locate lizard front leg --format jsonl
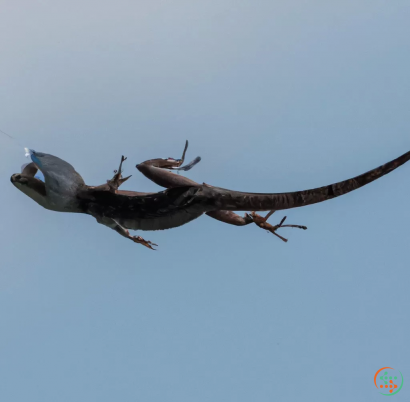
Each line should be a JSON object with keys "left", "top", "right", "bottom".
{"left": 107, "top": 155, "right": 132, "bottom": 192}
{"left": 94, "top": 215, "right": 157, "bottom": 250}
{"left": 88, "top": 155, "right": 132, "bottom": 193}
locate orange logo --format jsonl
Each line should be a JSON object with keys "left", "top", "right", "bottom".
{"left": 374, "top": 367, "right": 403, "bottom": 395}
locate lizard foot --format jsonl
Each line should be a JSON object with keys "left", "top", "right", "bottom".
{"left": 140, "top": 140, "right": 201, "bottom": 171}
{"left": 107, "top": 155, "right": 132, "bottom": 192}
{"left": 131, "top": 235, "right": 158, "bottom": 250}
{"left": 246, "top": 210, "right": 307, "bottom": 242}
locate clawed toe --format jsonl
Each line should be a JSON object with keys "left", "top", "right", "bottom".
{"left": 132, "top": 235, "right": 158, "bottom": 250}
{"left": 148, "top": 140, "right": 201, "bottom": 171}
{"left": 248, "top": 210, "right": 307, "bottom": 242}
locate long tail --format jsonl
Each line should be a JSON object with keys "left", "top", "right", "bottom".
{"left": 200, "top": 150, "right": 410, "bottom": 211}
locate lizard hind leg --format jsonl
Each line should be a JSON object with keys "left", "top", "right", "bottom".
{"left": 136, "top": 140, "right": 202, "bottom": 188}
{"left": 247, "top": 210, "right": 307, "bottom": 242}
{"left": 165, "top": 140, "right": 201, "bottom": 171}
{"left": 138, "top": 140, "right": 201, "bottom": 171}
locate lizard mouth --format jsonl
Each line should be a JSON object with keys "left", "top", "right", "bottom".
{"left": 11, "top": 171, "right": 45, "bottom": 186}
{"left": 10, "top": 174, "right": 27, "bottom": 184}
{"left": 10, "top": 173, "right": 47, "bottom": 197}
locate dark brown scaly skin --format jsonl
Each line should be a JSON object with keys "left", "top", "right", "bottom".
{"left": 195, "top": 150, "right": 410, "bottom": 212}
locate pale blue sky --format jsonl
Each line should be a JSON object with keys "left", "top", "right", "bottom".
{"left": 1, "top": 1, "right": 410, "bottom": 401}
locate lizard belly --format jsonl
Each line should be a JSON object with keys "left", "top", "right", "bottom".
{"left": 118, "top": 209, "right": 203, "bottom": 231}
